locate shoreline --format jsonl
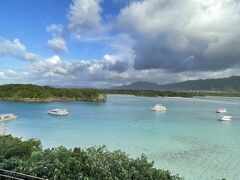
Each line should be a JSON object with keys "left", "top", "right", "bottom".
{"left": 1, "top": 94, "right": 239, "bottom": 103}
{"left": 108, "top": 94, "right": 193, "bottom": 99}
{"left": 108, "top": 93, "right": 240, "bottom": 98}
{"left": 0, "top": 94, "right": 107, "bottom": 103}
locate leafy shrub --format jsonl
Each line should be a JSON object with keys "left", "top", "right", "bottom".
{"left": 0, "top": 135, "right": 181, "bottom": 180}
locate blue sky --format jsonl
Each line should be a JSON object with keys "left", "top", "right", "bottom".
{"left": 0, "top": 0, "right": 240, "bottom": 87}
{"left": 0, "top": 0, "right": 113, "bottom": 60}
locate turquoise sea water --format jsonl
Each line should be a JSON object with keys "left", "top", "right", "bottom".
{"left": 1, "top": 95, "right": 240, "bottom": 179}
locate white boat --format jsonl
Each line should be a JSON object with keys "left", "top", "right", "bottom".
{"left": 0, "top": 114, "right": 17, "bottom": 121}
{"left": 152, "top": 104, "right": 167, "bottom": 112}
{"left": 216, "top": 108, "right": 227, "bottom": 113}
{"left": 218, "top": 115, "right": 232, "bottom": 121}
{"left": 48, "top": 109, "right": 68, "bottom": 116}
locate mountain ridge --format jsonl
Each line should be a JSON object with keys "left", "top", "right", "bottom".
{"left": 112, "top": 76, "right": 240, "bottom": 91}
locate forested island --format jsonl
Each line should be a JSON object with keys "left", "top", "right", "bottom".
{"left": 0, "top": 135, "right": 181, "bottom": 180}
{"left": 0, "top": 84, "right": 106, "bottom": 102}
{"left": 104, "top": 89, "right": 240, "bottom": 98}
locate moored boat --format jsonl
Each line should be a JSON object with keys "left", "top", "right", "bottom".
{"left": 0, "top": 114, "right": 17, "bottom": 121}
{"left": 48, "top": 109, "right": 69, "bottom": 116}
{"left": 216, "top": 108, "right": 227, "bottom": 113}
{"left": 218, "top": 115, "right": 232, "bottom": 121}
{"left": 152, "top": 104, "right": 167, "bottom": 112}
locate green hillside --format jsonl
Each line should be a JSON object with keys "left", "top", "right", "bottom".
{"left": 160, "top": 76, "right": 240, "bottom": 91}
{"left": 0, "top": 84, "right": 106, "bottom": 102}
{"left": 113, "top": 76, "right": 240, "bottom": 92}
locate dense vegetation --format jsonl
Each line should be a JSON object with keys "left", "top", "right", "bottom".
{"left": 104, "top": 89, "right": 240, "bottom": 98}
{"left": 105, "top": 89, "right": 193, "bottom": 97}
{"left": 0, "top": 135, "right": 181, "bottom": 180}
{"left": 0, "top": 84, "right": 106, "bottom": 102}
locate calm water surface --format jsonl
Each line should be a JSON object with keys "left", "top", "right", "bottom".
{"left": 1, "top": 95, "right": 240, "bottom": 179}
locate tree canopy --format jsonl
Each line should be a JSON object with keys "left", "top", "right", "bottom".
{"left": 0, "top": 135, "right": 181, "bottom": 180}
{"left": 0, "top": 84, "right": 106, "bottom": 102}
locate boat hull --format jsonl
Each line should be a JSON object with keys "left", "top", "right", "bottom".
{"left": 152, "top": 108, "right": 166, "bottom": 112}
{"left": 218, "top": 116, "right": 232, "bottom": 121}
{"left": 48, "top": 112, "right": 68, "bottom": 116}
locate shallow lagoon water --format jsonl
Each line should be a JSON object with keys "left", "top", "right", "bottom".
{"left": 1, "top": 95, "right": 240, "bottom": 179}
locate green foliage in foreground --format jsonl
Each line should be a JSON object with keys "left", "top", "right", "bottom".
{"left": 0, "top": 84, "right": 105, "bottom": 102}
{"left": 0, "top": 135, "right": 182, "bottom": 180}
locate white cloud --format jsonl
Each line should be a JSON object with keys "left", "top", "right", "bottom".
{"left": 28, "top": 54, "right": 132, "bottom": 85}
{"left": 0, "top": 69, "right": 29, "bottom": 81}
{"left": 117, "top": 0, "right": 240, "bottom": 72}
{"left": 118, "top": 0, "right": 240, "bottom": 37}
{"left": 23, "top": 52, "right": 38, "bottom": 61}
{"left": 46, "top": 24, "right": 64, "bottom": 36}
{"left": 27, "top": 55, "right": 240, "bottom": 87}
{"left": 3, "top": 50, "right": 235, "bottom": 87}
{"left": 67, "top": 0, "right": 102, "bottom": 36}
{"left": 31, "top": 55, "right": 70, "bottom": 79}
{"left": 5, "top": 69, "right": 17, "bottom": 77}
{"left": 0, "top": 37, "right": 38, "bottom": 61}
{"left": 46, "top": 24, "right": 67, "bottom": 53}
{"left": 48, "top": 37, "right": 68, "bottom": 52}
{"left": 46, "top": 55, "right": 61, "bottom": 65}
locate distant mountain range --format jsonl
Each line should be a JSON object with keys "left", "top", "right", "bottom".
{"left": 111, "top": 76, "right": 240, "bottom": 91}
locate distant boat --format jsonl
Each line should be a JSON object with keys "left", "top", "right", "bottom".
{"left": 48, "top": 109, "right": 69, "bottom": 116}
{"left": 216, "top": 108, "right": 227, "bottom": 113}
{"left": 152, "top": 104, "right": 167, "bottom": 112}
{"left": 0, "top": 114, "right": 17, "bottom": 121}
{"left": 218, "top": 115, "right": 232, "bottom": 121}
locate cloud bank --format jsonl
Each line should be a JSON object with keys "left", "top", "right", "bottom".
{"left": 117, "top": 0, "right": 240, "bottom": 72}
